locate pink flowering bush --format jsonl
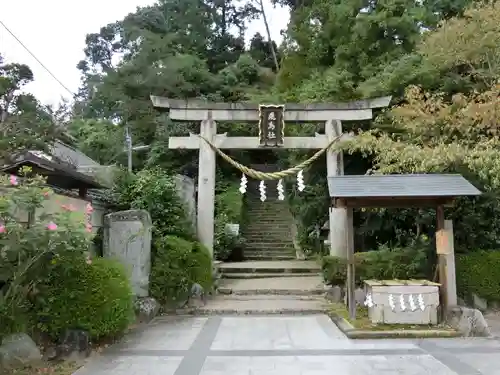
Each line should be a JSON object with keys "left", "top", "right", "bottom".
{"left": 0, "top": 168, "right": 95, "bottom": 336}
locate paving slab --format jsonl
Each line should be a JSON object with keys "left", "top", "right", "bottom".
{"left": 73, "top": 315, "right": 500, "bottom": 375}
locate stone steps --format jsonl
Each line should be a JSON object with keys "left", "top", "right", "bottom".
{"left": 243, "top": 229, "right": 292, "bottom": 234}
{"left": 244, "top": 243, "right": 295, "bottom": 250}
{"left": 193, "top": 277, "right": 328, "bottom": 315}
{"left": 194, "top": 297, "right": 326, "bottom": 315}
{"left": 243, "top": 229, "right": 293, "bottom": 235}
{"left": 244, "top": 249, "right": 296, "bottom": 255}
{"left": 222, "top": 272, "right": 321, "bottom": 279}
{"left": 222, "top": 267, "right": 319, "bottom": 274}
{"left": 244, "top": 218, "right": 291, "bottom": 222}
{"left": 245, "top": 213, "right": 290, "bottom": 218}
{"left": 244, "top": 225, "right": 292, "bottom": 231}
{"left": 219, "top": 261, "right": 321, "bottom": 279}
{"left": 244, "top": 254, "right": 296, "bottom": 261}
{"left": 240, "top": 175, "right": 298, "bottom": 265}
{"left": 242, "top": 238, "right": 293, "bottom": 245}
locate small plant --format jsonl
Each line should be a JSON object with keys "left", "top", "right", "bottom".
{"left": 322, "top": 241, "right": 432, "bottom": 286}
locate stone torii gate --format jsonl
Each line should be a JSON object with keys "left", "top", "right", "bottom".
{"left": 151, "top": 96, "right": 391, "bottom": 257}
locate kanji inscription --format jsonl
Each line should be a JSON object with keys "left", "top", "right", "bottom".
{"left": 258, "top": 105, "right": 285, "bottom": 146}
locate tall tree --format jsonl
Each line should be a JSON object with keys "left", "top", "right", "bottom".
{"left": 0, "top": 55, "right": 58, "bottom": 160}
{"left": 71, "top": 0, "right": 275, "bottom": 171}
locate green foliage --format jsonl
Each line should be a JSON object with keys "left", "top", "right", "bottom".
{"left": 322, "top": 242, "right": 432, "bottom": 286}
{"left": 67, "top": 119, "right": 123, "bottom": 165}
{"left": 112, "top": 167, "right": 194, "bottom": 239}
{"left": 150, "top": 235, "right": 212, "bottom": 304}
{"left": 0, "top": 170, "right": 95, "bottom": 338}
{"left": 456, "top": 251, "right": 500, "bottom": 302}
{"left": 286, "top": 160, "right": 329, "bottom": 255}
{"left": 214, "top": 182, "right": 245, "bottom": 261}
{"left": 0, "top": 55, "right": 59, "bottom": 160}
{"left": 33, "top": 255, "right": 134, "bottom": 340}
{"left": 278, "top": 0, "right": 446, "bottom": 101}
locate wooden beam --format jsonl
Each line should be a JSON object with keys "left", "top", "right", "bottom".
{"left": 332, "top": 197, "right": 455, "bottom": 208}
{"left": 169, "top": 133, "right": 353, "bottom": 150}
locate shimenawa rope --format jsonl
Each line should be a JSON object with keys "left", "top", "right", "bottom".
{"left": 198, "top": 134, "right": 343, "bottom": 181}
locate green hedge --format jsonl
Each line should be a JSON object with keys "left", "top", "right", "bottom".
{"left": 456, "top": 251, "right": 500, "bottom": 302}
{"left": 150, "top": 235, "right": 213, "bottom": 304}
{"left": 33, "top": 256, "right": 134, "bottom": 340}
{"left": 214, "top": 183, "right": 245, "bottom": 261}
{"left": 322, "top": 246, "right": 431, "bottom": 286}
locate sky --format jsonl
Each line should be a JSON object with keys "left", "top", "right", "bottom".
{"left": 0, "top": 0, "right": 289, "bottom": 107}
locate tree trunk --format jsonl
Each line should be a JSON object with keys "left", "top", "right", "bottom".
{"left": 256, "top": 0, "right": 279, "bottom": 72}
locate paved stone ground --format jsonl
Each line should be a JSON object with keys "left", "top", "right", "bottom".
{"left": 74, "top": 315, "right": 500, "bottom": 375}
{"left": 484, "top": 311, "right": 500, "bottom": 338}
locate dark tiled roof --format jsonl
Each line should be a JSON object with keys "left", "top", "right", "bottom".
{"left": 328, "top": 174, "right": 481, "bottom": 198}
{"left": 0, "top": 152, "right": 103, "bottom": 189}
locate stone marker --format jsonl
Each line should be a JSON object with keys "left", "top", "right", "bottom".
{"left": 447, "top": 306, "right": 491, "bottom": 337}
{"left": 0, "top": 333, "right": 41, "bottom": 369}
{"left": 325, "top": 285, "right": 342, "bottom": 303}
{"left": 135, "top": 297, "right": 161, "bottom": 323}
{"left": 104, "top": 210, "right": 152, "bottom": 297}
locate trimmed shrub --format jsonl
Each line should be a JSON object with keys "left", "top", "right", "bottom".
{"left": 322, "top": 245, "right": 431, "bottom": 286}
{"left": 456, "top": 250, "right": 500, "bottom": 302}
{"left": 214, "top": 183, "right": 245, "bottom": 261}
{"left": 150, "top": 235, "right": 213, "bottom": 304}
{"left": 33, "top": 255, "right": 134, "bottom": 340}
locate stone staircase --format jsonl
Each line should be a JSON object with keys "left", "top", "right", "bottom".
{"left": 217, "top": 164, "right": 322, "bottom": 284}
{"left": 242, "top": 173, "right": 296, "bottom": 261}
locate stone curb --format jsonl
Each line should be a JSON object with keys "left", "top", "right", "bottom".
{"left": 328, "top": 313, "right": 462, "bottom": 339}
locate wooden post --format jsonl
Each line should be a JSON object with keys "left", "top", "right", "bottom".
{"left": 346, "top": 207, "right": 356, "bottom": 320}
{"left": 444, "top": 220, "right": 458, "bottom": 307}
{"left": 436, "top": 205, "right": 448, "bottom": 317}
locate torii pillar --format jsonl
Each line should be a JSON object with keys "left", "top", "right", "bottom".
{"left": 151, "top": 96, "right": 391, "bottom": 257}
